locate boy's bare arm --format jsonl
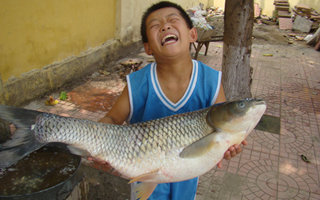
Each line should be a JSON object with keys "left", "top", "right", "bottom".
{"left": 215, "top": 84, "right": 226, "bottom": 104}
{"left": 99, "top": 86, "right": 130, "bottom": 125}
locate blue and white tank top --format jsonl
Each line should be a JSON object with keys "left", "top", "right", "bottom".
{"left": 126, "top": 60, "right": 221, "bottom": 123}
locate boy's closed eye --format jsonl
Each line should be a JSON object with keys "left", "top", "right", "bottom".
{"left": 168, "top": 17, "right": 180, "bottom": 23}
{"left": 149, "top": 23, "right": 160, "bottom": 30}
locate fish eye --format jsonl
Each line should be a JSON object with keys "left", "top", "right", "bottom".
{"left": 237, "top": 102, "right": 246, "bottom": 109}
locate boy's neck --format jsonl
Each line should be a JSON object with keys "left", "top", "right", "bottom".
{"left": 155, "top": 57, "right": 193, "bottom": 79}
{"left": 154, "top": 57, "right": 194, "bottom": 103}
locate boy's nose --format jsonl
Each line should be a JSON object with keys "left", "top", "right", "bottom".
{"left": 161, "top": 24, "right": 171, "bottom": 32}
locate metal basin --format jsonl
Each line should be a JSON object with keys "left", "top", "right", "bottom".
{"left": 0, "top": 144, "right": 81, "bottom": 200}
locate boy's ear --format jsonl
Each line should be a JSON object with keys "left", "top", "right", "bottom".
{"left": 144, "top": 43, "right": 153, "bottom": 55}
{"left": 189, "top": 27, "right": 198, "bottom": 43}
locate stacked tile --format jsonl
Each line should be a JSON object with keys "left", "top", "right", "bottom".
{"left": 274, "top": 0, "right": 292, "bottom": 30}
{"left": 293, "top": 4, "right": 320, "bottom": 19}
{"left": 292, "top": 4, "right": 320, "bottom": 30}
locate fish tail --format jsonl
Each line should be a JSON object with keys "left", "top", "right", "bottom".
{"left": 0, "top": 105, "right": 46, "bottom": 168}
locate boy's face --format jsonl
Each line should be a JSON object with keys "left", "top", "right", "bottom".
{"left": 144, "top": 7, "right": 197, "bottom": 59}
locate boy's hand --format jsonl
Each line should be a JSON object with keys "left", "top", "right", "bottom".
{"left": 217, "top": 140, "right": 248, "bottom": 168}
{"left": 87, "top": 157, "right": 121, "bottom": 176}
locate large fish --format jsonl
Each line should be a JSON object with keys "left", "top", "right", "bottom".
{"left": 0, "top": 98, "right": 266, "bottom": 199}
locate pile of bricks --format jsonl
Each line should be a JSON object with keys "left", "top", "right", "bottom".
{"left": 293, "top": 4, "right": 320, "bottom": 30}
{"left": 274, "top": 0, "right": 292, "bottom": 30}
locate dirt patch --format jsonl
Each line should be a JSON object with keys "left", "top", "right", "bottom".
{"left": 68, "top": 77, "right": 125, "bottom": 113}
{"left": 253, "top": 24, "right": 290, "bottom": 45}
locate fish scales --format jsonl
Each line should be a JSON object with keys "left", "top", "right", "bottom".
{"left": 32, "top": 108, "right": 211, "bottom": 178}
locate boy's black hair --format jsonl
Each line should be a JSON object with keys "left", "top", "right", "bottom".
{"left": 140, "top": 1, "right": 193, "bottom": 43}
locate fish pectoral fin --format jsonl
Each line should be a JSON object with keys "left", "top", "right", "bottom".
{"left": 67, "top": 145, "right": 91, "bottom": 157}
{"left": 179, "top": 132, "right": 216, "bottom": 158}
{"left": 134, "top": 182, "right": 158, "bottom": 200}
{"left": 129, "top": 169, "right": 160, "bottom": 183}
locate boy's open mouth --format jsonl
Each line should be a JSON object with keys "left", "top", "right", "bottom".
{"left": 161, "top": 34, "right": 178, "bottom": 46}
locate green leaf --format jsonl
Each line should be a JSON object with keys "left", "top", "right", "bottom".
{"left": 59, "top": 91, "right": 68, "bottom": 100}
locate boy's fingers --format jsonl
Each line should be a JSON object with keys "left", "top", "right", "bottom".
{"left": 230, "top": 149, "right": 237, "bottom": 157}
{"left": 228, "top": 146, "right": 235, "bottom": 152}
{"left": 225, "top": 144, "right": 244, "bottom": 158}
{"left": 217, "top": 161, "right": 222, "bottom": 168}
{"left": 9, "top": 124, "right": 16, "bottom": 135}
{"left": 232, "top": 144, "right": 243, "bottom": 155}
{"left": 224, "top": 151, "right": 231, "bottom": 160}
{"left": 234, "top": 144, "right": 242, "bottom": 153}
{"left": 219, "top": 141, "right": 248, "bottom": 168}
{"left": 88, "top": 156, "right": 107, "bottom": 164}
{"left": 87, "top": 158, "right": 121, "bottom": 176}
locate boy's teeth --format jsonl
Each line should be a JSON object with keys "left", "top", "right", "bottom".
{"left": 161, "top": 34, "right": 178, "bottom": 45}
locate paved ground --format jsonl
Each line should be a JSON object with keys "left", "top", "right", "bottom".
{"left": 196, "top": 41, "right": 320, "bottom": 200}
{"left": 23, "top": 24, "right": 320, "bottom": 199}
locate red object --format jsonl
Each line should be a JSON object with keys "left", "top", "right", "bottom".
{"left": 315, "top": 39, "right": 320, "bottom": 51}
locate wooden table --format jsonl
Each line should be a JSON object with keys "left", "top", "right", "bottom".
{"left": 191, "top": 36, "right": 223, "bottom": 60}
{"left": 191, "top": 41, "right": 211, "bottom": 60}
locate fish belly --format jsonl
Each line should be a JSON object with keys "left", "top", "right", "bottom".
{"left": 120, "top": 138, "right": 230, "bottom": 184}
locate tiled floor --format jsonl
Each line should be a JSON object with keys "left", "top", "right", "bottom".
{"left": 23, "top": 25, "right": 320, "bottom": 199}
{"left": 196, "top": 41, "right": 320, "bottom": 199}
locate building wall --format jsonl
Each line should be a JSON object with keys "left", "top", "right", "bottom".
{"left": 213, "top": 0, "right": 320, "bottom": 17}
{"left": 0, "top": 0, "right": 116, "bottom": 82}
{"left": 1, "top": 0, "right": 210, "bottom": 83}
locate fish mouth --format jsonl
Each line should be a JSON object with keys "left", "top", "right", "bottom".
{"left": 161, "top": 34, "right": 178, "bottom": 46}
{"left": 253, "top": 98, "right": 266, "bottom": 106}
{"left": 244, "top": 98, "right": 266, "bottom": 106}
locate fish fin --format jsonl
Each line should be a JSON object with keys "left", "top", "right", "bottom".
{"left": 67, "top": 145, "right": 91, "bottom": 157}
{"left": 134, "top": 182, "right": 158, "bottom": 200}
{"left": 179, "top": 132, "right": 216, "bottom": 158}
{"left": 0, "top": 105, "right": 46, "bottom": 168}
{"left": 129, "top": 169, "right": 160, "bottom": 183}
